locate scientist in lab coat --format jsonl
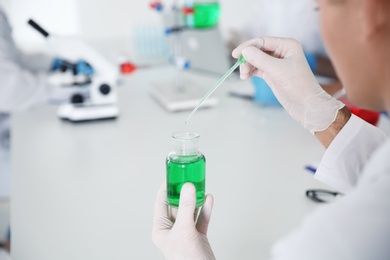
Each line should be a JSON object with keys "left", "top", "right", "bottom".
{"left": 152, "top": 0, "right": 390, "bottom": 259}
{"left": 0, "top": 4, "right": 80, "bottom": 198}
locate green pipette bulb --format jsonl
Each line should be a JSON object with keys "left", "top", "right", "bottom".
{"left": 185, "top": 55, "right": 246, "bottom": 124}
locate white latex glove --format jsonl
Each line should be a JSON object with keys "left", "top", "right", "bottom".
{"left": 152, "top": 183, "right": 216, "bottom": 260}
{"left": 232, "top": 37, "right": 345, "bottom": 134}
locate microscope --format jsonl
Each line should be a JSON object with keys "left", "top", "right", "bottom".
{"left": 28, "top": 19, "right": 119, "bottom": 122}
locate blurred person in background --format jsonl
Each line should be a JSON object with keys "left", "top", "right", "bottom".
{"left": 0, "top": 1, "right": 90, "bottom": 256}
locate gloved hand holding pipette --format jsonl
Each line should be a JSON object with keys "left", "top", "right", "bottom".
{"left": 232, "top": 37, "right": 345, "bottom": 134}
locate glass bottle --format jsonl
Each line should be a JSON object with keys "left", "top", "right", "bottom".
{"left": 184, "top": 0, "right": 221, "bottom": 29}
{"left": 166, "top": 132, "right": 206, "bottom": 208}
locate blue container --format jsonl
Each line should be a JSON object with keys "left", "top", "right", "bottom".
{"left": 252, "top": 76, "right": 280, "bottom": 106}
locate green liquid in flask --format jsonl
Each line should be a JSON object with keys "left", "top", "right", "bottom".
{"left": 185, "top": 3, "right": 221, "bottom": 28}
{"left": 166, "top": 154, "right": 206, "bottom": 208}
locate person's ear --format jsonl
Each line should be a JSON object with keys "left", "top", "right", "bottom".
{"left": 362, "top": 0, "right": 389, "bottom": 39}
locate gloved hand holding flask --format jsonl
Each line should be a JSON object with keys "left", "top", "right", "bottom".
{"left": 153, "top": 131, "right": 216, "bottom": 259}
{"left": 152, "top": 183, "right": 215, "bottom": 260}
{"left": 232, "top": 37, "right": 345, "bottom": 134}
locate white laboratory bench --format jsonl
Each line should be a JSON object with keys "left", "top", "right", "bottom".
{"left": 11, "top": 66, "right": 331, "bottom": 260}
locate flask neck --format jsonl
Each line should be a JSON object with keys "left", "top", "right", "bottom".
{"left": 172, "top": 132, "right": 200, "bottom": 156}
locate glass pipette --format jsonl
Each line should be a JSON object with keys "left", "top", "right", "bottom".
{"left": 185, "top": 55, "right": 246, "bottom": 124}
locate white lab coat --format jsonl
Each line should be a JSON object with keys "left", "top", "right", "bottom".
{"left": 0, "top": 5, "right": 53, "bottom": 199}
{"left": 271, "top": 114, "right": 390, "bottom": 259}
{"left": 245, "top": 0, "right": 327, "bottom": 57}
{"left": 0, "top": 6, "right": 55, "bottom": 112}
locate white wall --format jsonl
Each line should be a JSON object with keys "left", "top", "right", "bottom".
{"left": 219, "top": 0, "right": 261, "bottom": 36}
{"left": 78, "top": 0, "right": 162, "bottom": 42}
{"left": 7, "top": 0, "right": 81, "bottom": 52}
{"left": 7, "top": 0, "right": 260, "bottom": 53}
{"left": 76, "top": 0, "right": 260, "bottom": 41}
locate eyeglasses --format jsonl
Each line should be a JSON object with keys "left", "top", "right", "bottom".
{"left": 306, "top": 189, "right": 343, "bottom": 203}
